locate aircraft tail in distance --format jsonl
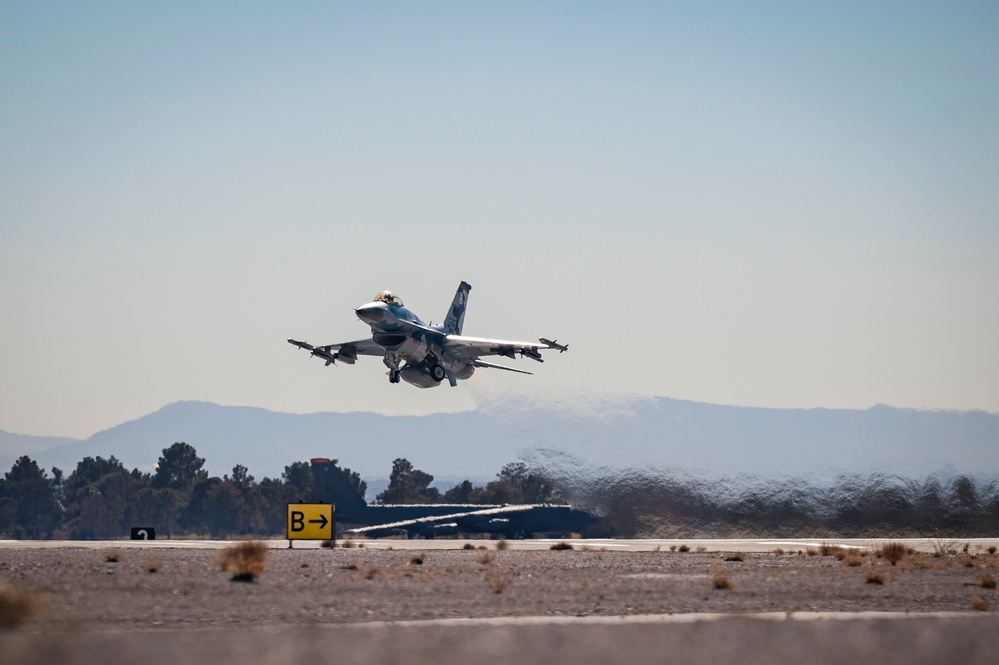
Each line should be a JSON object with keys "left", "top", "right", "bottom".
{"left": 310, "top": 459, "right": 368, "bottom": 515}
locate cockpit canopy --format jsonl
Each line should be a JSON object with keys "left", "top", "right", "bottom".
{"left": 374, "top": 290, "right": 403, "bottom": 307}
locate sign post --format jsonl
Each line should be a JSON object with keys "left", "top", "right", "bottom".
{"left": 286, "top": 503, "right": 334, "bottom": 546}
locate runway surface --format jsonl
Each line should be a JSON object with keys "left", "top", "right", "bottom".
{"left": 3, "top": 536, "right": 998, "bottom": 552}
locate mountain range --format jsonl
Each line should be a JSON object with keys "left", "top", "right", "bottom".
{"left": 2, "top": 396, "right": 997, "bottom": 488}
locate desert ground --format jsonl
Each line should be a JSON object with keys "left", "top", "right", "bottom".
{"left": 1, "top": 539, "right": 997, "bottom": 664}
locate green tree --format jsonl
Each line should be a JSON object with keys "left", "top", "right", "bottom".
{"left": 134, "top": 487, "right": 181, "bottom": 537}
{"left": 282, "top": 461, "right": 315, "bottom": 502}
{"left": 152, "top": 442, "right": 207, "bottom": 494}
{"left": 0, "top": 456, "right": 63, "bottom": 538}
{"left": 442, "top": 480, "right": 475, "bottom": 503}
{"left": 376, "top": 458, "right": 439, "bottom": 504}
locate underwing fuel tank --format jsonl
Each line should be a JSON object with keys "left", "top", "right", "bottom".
{"left": 398, "top": 366, "right": 440, "bottom": 388}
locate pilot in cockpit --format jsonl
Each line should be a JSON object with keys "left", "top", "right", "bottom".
{"left": 374, "top": 291, "right": 403, "bottom": 307}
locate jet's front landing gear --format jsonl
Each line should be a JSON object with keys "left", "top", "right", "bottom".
{"left": 389, "top": 370, "right": 401, "bottom": 384}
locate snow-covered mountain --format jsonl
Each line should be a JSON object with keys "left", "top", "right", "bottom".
{"left": 4, "top": 396, "right": 997, "bottom": 485}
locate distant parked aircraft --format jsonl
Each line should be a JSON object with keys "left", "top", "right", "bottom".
{"left": 310, "top": 459, "right": 604, "bottom": 539}
{"left": 288, "top": 281, "right": 567, "bottom": 388}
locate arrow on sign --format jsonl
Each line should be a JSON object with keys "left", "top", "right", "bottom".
{"left": 309, "top": 514, "right": 329, "bottom": 529}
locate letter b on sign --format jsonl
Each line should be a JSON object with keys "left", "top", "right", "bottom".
{"left": 290, "top": 511, "right": 305, "bottom": 532}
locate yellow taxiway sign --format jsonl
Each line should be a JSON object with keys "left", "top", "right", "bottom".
{"left": 286, "top": 503, "right": 334, "bottom": 540}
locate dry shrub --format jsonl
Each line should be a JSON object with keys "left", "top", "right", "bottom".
{"left": 340, "top": 562, "right": 359, "bottom": 571}
{"left": 710, "top": 566, "right": 733, "bottom": 590}
{"left": 300, "top": 558, "right": 310, "bottom": 568}
{"left": 145, "top": 558, "right": 162, "bottom": 573}
{"left": 340, "top": 539, "right": 356, "bottom": 549}
{"left": 476, "top": 551, "right": 495, "bottom": 565}
{"left": 677, "top": 544, "right": 690, "bottom": 553}
{"left": 980, "top": 574, "right": 996, "bottom": 589}
{"left": 695, "top": 545, "right": 707, "bottom": 553}
{"left": 772, "top": 548, "right": 785, "bottom": 555}
{"left": 723, "top": 552, "right": 744, "bottom": 562}
{"left": 219, "top": 541, "right": 268, "bottom": 582}
{"left": 495, "top": 539, "right": 509, "bottom": 550}
{"left": 652, "top": 545, "right": 661, "bottom": 552}
{"left": 879, "top": 541, "right": 907, "bottom": 566}
{"left": 0, "top": 583, "right": 42, "bottom": 627}
{"left": 833, "top": 549, "right": 849, "bottom": 561}
{"left": 550, "top": 541, "right": 574, "bottom": 551}
{"left": 462, "top": 543, "right": 476, "bottom": 550}
{"left": 971, "top": 596, "right": 988, "bottom": 611}
{"left": 865, "top": 567, "right": 886, "bottom": 585}
{"left": 842, "top": 554, "right": 864, "bottom": 567}
{"left": 806, "top": 548, "right": 820, "bottom": 557}
{"left": 820, "top": 543, "right": 844, "bottom": 557}
{"left": 320, "top": 539, "right": 335, "bottom": 548}
{"left": 103, "top": 549, "right": 122, "bottom": 563}
{"left": 988, "top": 546, "right": 997, "bottom": 556}
{"left": 410, "top": 553, "right": 425, "bottom": 565}
{"left": 363, "top": 567, "right": 379, "bottom": 580}
{"left": 485, "top": 570, "right": 510, "bottom": 593}
{"left": 669, "top": 545, "right": 678, "bottom": 552}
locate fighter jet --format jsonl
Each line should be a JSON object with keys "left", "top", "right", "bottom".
{"left": 288, "top": 281, "right": 567, "bottom": 388}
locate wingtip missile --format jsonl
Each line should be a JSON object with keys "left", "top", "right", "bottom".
{"left": 540, "top": 338, "right": 568, "bottom": 353}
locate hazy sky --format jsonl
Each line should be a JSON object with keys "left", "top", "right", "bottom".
{"left": 2, "top": 1, "right": 997, "bottom": 438}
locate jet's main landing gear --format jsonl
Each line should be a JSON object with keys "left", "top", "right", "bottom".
{"left": 428, "top": 363, "right": 446, "bottom": 383}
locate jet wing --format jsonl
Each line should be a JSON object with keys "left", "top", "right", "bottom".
{"left": 444, "top": 335, "right": 552, "bottom": 363}
{"left": 287, "top": 338, "right": 383, "bottom": 366}
{"left": 345, "top": 504, "right": 537, "bottom": 537}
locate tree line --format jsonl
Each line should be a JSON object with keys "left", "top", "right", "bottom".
{"left": 5, "top": 443, "right": 999, "bottom": 539}
{"left": 0, "top": 443, "right": 333, "bottom": 539}
{"left": 0, "top": 444, "right": 556, "bottom": 539}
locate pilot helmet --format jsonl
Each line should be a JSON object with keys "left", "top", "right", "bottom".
{"left": 374, "top": 290, "right": 403, "bottom": 307}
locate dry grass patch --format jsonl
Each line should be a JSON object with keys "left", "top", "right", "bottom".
{"left": 409, "top": 553, "right": 425, "bottom": 565}
{"left": 723, "top": 552, "right": 744, "bottom": 562}
{"left": 865, "top": 566, "right": 886, "bottom": 585}
{"left": 495, "top": 539, "right": 509, "bottom": 550}
{"left": 0, "top": 583, "right": 43, "bottom": 628}
{"left": 145, "top": 558, "right": 162, "bottom": 573}
{"left": 677, "top": 544, "right": 690, "bottom": 553}
{"left": 340, "top": 562, "right": 360, "bottom": 571}
{"left": 710, "top": 565, "right": 733, "bottom": 590}
{"left": 362, "top": 567, "right": 380, "bottom": 580}
{"left": 971, "top": 596, "right": 988, "bottom": 611}
{"left": 485, "top": 569, "right": 510, "bottom": 593}
{"left": 550, "top": 541, "right": 574, "bottom": 551}
{"left": 878, "top": 541, "right": 908, "bottom": 566}
{"left": 103, "top": 549, "right": 123, "bottom": 563}
{"left": 842, "top": 554, "right": 864, "bottom": 567}
{"left": 219, "top": 541, "right": 268, "bottom": 582}
{"left": 475, "top": 551, "right": 495, "bottom": 565}
{"left": 462, "top": 543, "right": 476, "bottom": 550}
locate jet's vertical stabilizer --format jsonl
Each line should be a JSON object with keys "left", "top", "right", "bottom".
{"left": 442, "top": 281, "right": 471, "bottom": 335}
{"left": 311, "top": 459, "right": 368, "bottom": 517}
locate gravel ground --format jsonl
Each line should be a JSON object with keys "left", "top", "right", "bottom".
{"left": 1, "top": 545, "right": 997, "bottom": 627}
{"left": 2, "top": 545, "right": 997, "bottom": 664}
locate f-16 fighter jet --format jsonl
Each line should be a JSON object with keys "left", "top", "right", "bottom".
{"left": 288, "top": 281, "right": 567, "bottom": 388}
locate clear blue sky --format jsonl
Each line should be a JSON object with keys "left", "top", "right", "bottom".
{"left": 2, "top": 1, "right": 997, "bottom": 438}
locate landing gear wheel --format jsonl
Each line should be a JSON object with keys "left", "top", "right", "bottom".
{"left": 428, "top": 364, "right": 446, "bottom": 382}
{"left": 389, "top": 370, "right": 400, "bottom": 384}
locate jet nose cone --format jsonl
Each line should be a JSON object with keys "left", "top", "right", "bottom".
{"left": 355, "top": 302, "right": 386, "bottom": 324}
